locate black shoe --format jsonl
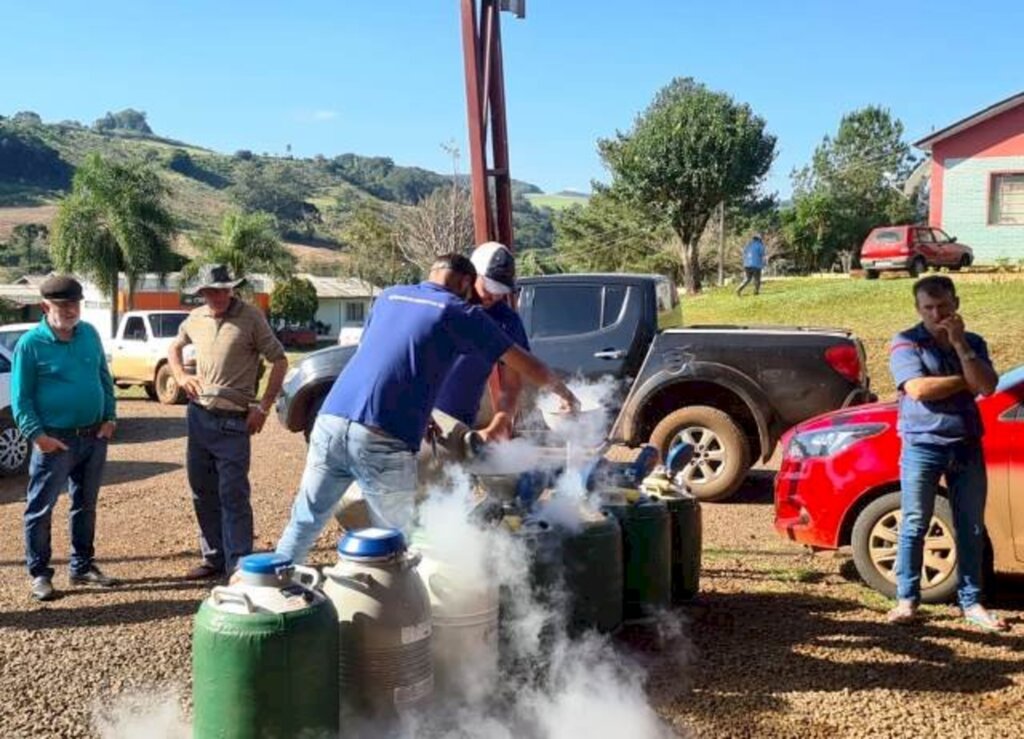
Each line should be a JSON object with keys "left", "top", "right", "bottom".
{"left": 184, "top": 563, "right": 225, "bottom": 580}
{"left": 31, "top": 576, "right": 55, "bottom": 601}
{"left": 69, "top": 565, "right": 120, "bottom": 588}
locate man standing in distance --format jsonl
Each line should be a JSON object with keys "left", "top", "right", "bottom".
{"left": 13, "top": 275, "right": 119, "bottom": 601}
{"left": 169, "top": 264, "right": 288, "bottom": 579}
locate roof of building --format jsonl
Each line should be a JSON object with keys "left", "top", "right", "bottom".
{"left": 293, "top": 274, "right": 381, "bottom": 299}
{"left": 915, "top": 91, "right": 1024, "bottom": 151}
{"left": 0, "top": 284, "right": 44, "bottom": 306}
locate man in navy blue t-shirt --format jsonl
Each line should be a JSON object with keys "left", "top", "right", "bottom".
{"left": 276, "top": 253, "right": 578, "bottom": 563}
{"left": 888, "top": 275, "right": 1004, "bottom": 632}
{"left": 434, "top": 241, "right": 528, "bottom": 441}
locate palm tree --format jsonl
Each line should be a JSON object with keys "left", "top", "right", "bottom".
{"left": 52, "top": 153, "right": 177, "bottom": 336}
{"left": 181, "top": 210, "right": 296, "bottom": 286}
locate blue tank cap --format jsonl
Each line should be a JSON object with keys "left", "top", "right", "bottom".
{"left": 240, "top": 552, "right": 293, "bottom": 575}
{"left": 338, "top": 528, "right": 406, "bottom": 558}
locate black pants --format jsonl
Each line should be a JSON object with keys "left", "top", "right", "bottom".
{"left": 737, "top": 267, "right": 762, "bottom": 295}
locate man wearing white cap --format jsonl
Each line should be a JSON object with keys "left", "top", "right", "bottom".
{"left": 434, "top": 241, "right": 527, "bottom": 441}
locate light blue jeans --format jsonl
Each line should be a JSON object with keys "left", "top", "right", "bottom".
{"left": 276, "top": 414, "right": 417, "bottom": 564}
{"left": 897, "top": 440, "right": 987, "bottom": 608}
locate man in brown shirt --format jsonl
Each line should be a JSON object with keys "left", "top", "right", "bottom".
{"left": 168, "top": 264, "right": 288, "bottom": 578}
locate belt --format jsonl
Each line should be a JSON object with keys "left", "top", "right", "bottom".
{"left": 192, "top": 402, "right": 248, "bottom": 419}
{"left": 47, "top": 423, "right": 103, "bottom": 438}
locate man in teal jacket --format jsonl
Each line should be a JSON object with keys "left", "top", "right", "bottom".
{"left": 13, "top": 275, "right": 119, "bottom": 601}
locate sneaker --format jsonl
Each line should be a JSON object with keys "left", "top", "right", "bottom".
{"left": 31, "top": 576, "right": 55, "bottom": 601}
{"left": 69, "top": 565, "right": 120, "bottom": 588}
{"left": 184, "top": 563, "right": 225, "bottom": 580}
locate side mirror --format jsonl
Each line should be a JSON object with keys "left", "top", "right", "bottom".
{"left": 950, "top": 236, "right": 958, "bottom": 242}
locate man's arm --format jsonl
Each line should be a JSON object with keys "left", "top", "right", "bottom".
{"left": 902, "top": 375, "right": 968, "bottom": 401}
{"left": 499, "top": 345, "right": 579, "bottom": 410}
{"left": 12, "top": 344, "right": 67, "bottom": 453}
{"left": 939, "top": 316, "right": 998, "bottom": 397}
{"left": 248, "top": 312, "right": 289, "bottom": 433}
{"left": 96, "top": 328, "right": 118, "bottom": 439}
{"left": 168, "top": 334, "right": 203, "bottom": 399}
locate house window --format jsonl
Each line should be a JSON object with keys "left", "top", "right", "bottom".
{"left": 345, "top": 301, "right": 366, "bottom": 323}
{"left": 990, "top": 173, "right": 1024, "bottom": 225}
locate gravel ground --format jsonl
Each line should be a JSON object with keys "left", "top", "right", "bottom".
{"left": 1, "top": 399, "right": 1022, "bottom": 738}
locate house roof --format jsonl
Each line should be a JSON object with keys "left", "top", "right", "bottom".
{"left": 915, "top": 91, "right": 1024, "bottom": 151}
{"left": 295, "top": 274, "right": 381, "bottom": 299}
{"left": 0, "top": 284, "right": 43, "bottom": 306}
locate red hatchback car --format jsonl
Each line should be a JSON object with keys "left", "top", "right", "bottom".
{"left": 774, "top": 366, "right": 1024, "bottom": 602}
{"left": 860, "top": 225, "right": 974, "bottom": 280}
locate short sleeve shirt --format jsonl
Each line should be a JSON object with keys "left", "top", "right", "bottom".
{"left": 889, "top": 322, "right": 991, "bottom": 443}
{"left": 434, "top": 301, "right": 530, "bottom": 425}
{"left": 321, "top": 282, "right": 513, "bottom": 450}
{"left": 178, "top": 298, "right": 285, "bottom": 411}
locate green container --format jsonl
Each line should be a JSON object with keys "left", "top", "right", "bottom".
{"left": 662, "top": 493, "right": 702, "bottom": 603}
{"left": 192, "top": 598, "right": 339, "bottom": 739}
{"left": 559, "top": 513, "right": 624, "bottom": 635}
{"left": 605, "top": 498, "right": 672, "bottom": 621}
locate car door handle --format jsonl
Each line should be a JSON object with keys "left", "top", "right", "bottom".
{"left": 594, "top": 349, "right": 627, "bottom": 360}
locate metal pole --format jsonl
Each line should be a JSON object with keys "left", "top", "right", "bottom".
{"left": 460, "top": 0, "right": 492, "bottom": 243}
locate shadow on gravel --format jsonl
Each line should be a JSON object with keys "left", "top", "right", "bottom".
{"left": 724, "top": 470, "right": 777, "bottom": 505}
{"left": 0, "top": 598, "right": 200, "bottom": 630}
{"left": 0, "top": 476, "right": 25, "bottom": 505}
{"left": 112, "top": 415, "right": 187, "bottom": 445}
{"left": 837, "top": 559, "right": 1024, "bottom": 610}
{"left": 667, "top": 591, "right": 1024, "bottom": 731}
{"left": 102, "top": 460, "right": 182, "bottom": 484}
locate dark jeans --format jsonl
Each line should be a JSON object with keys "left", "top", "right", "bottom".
{"left": 737, "top": 267, "right": 762, "bottom": 295}
{"left": 897, "top": 440, "right": 987, "bottom": 608}
{"left": 24, "top": 434, "right": 108, "bottom": 578}
{"left": 187, "top": 403, "right": 253, "bottom": 573}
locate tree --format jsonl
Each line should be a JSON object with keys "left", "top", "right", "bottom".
{"left": 52, "top": 153, "right": 177, "bottom": 335}
{"left": 270, "top": 277, "right": 318, "bottom": 324}
{"left": 182, "top": 210, "right": 296, "bottom": 284}
{"left": 341, "top": 202, "right": 417, "bottom": 287}
{"left": 93, "top": 108, "right": 153, "bottom": 134}
{"left": 230, "top": 160, "right": 312, "bottom": 228}
{"left": 599, "top": 77, "right": 776, "bottom": 293}
{"left": 397, "top": 185, "right": 475, "bottom": 272}
{"left": 12, "top": 111, "right": 42, "bottom": 126}
{"left": 9, "top": 223, "right": 51, "bottom": 272}
{"left": 785, "top": 106, "right": 918, "bottom": 271}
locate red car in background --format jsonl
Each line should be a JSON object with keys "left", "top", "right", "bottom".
{"left": 774, "top": 366, "right": 1024, "bottom": 603}
{"left": 860, "top": 225, "right": 974, "bottom": 280}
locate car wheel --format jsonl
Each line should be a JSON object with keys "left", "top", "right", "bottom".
{"left": 0, "top": 418, "right": 30, "bottom": 476}
{"left": 865, "top": 269, "right": 880, "bottom": 280}
{"left": 850, "top": 491, "right": 958, "bottom": 604}
{"left": 303, "top": 392, "right": 327, "bottom": 444}
{"left": 143, "top": 383, "right": 158, "bottom": 401}
{"left": 950, "top": 254, "right": 971, "bottom": 272}
{"left": 155, "top": 363, "right": 186, "bottom": 405}
{"left": 649, "top": 405, "right": 750, "bottom": 502}
{"left": 908, "top": 257, "right": 927, "bottom": 278}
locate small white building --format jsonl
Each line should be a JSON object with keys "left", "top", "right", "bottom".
{"left": 268, "top": 274, "right": 380, "bottom": 342}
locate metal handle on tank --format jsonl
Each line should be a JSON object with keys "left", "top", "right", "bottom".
{"left": 293, "top": 565, "right": 322, "bottom": 589}
{"left": 210, "top": 587, "right": 255, "bottom": 613}
{"left": 403, "top": 551, "right": 422, "bottom": 570}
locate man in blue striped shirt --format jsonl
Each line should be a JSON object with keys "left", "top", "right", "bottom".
{"left": 12, "top": 275, "right": 119, "bottom": 601}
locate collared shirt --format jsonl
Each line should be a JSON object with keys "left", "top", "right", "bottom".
{"left": 434, "top": 300, "right": 529, "bottom": 426}
{"left": 889, "top": 322, "right": 991, "bottom": 444}
{"left": 177, "top": 298, "right": 285, "bottom": 412}
{"left": 743, "top": 239, "right": 765, "bottom": 269}
{"left": 12, "top": 317, "right": 115, "bottom": 440}
{"left": 322, "top": 281, "right": 514, "bottom": 451}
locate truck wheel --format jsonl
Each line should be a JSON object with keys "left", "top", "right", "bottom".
{"left": 0, "top": 419, "right": 30, "bottom": 476}
{"left": 850, "top": 491, "right": 958, "bottom": 604}
{"left": 908, "top": 257, "right": 926, "bottom": 278}
{"left": 143, "top": 383, "right": 158, "bottom": 401}
{"left": 304, "top": 392, "right": 327, "bottom": 443}
{"left": 648, "top": 406, "right": 750, "bottom": 502}
{"left": 155, "top": 363, "right": 186, "bottom": 405}
{"left": 865, "top": 269, "right": 879, "bottom": 280}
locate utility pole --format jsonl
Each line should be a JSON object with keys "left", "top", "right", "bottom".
{"left": 717, "top": 201, "right": 726, "bottom": 287}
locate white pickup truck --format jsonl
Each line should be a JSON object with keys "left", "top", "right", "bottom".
{"left": 0, "top": 344, "right": 30, "bottom": 475}
{"left": 104, "top": 310, "right": 194, "bottom": 404}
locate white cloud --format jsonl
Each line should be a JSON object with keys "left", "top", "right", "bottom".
{"left": 311, "top": 110, "right": 338, "bottom": 121}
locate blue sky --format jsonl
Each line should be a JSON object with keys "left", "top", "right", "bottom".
{"left": 2, "top": 1, "right": 1022, "bottom": 198}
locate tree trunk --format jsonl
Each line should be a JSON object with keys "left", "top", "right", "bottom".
{"left": 108, "top": 265, "right": 120, "bottom": 339}
{"left": 680, "top": 239, "right": 702, "bottom": 294}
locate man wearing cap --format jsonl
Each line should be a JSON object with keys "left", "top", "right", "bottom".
{"left": 168, "top": 264, "right": 288, "bottom": 579}
{"left": 275, "top": 253, "right": 579, "bottom": 564}
{"left": 12, "top": 275, "right": 119, "bottom": 601}
{"left": 434, "top": 241, "right": 528, "bottom": 441}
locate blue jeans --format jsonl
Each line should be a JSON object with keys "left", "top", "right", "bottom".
{"left": 24, "top": 434, "right": 108, "bottom": 579}
{"left": 187, "top": 403, "right": 253, "bottom": 573}
{"left": 897, "top": 440, "right": 987, "bottom": 608}
{"left": 276, "top": 414, "right": 416, "bottom": 564}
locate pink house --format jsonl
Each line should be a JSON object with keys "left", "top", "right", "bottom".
{"left": 915, "top": 91, "right": 1024, "bottom": 263}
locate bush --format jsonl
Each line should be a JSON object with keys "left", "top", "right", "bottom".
{"left": 270, "top": 277, "right": 319, "bottom": 324}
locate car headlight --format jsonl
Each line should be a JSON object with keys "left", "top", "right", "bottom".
{"left": 788, "top": 423, "right": 887, "bottom": 460}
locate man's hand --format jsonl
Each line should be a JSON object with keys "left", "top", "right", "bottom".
{"left": 97, "top": 421, "right": 117, "bottom": 440}
{"left": 479, "top": 411, "right": 513, "bottom": 443}
{"left": 35, "top": 435, "right": 69, "bottom": 454}
{"left": 177, "top": 373, "right": 204, "bottom": 401}
{"left": 938, "top": 313, "right": 967, "bottom": 346}
{"left": 246, "top": 406, "right": 268, "bottom": 435}
{"left": 554, "top": 383, "right": 581, "bottom": 414}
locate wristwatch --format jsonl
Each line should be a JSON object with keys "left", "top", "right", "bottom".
{"left": 249, "top": 403, "right": 268, "bottom": 416}
{"left": 960, "top": 349, "right": 978, "bottom": 362}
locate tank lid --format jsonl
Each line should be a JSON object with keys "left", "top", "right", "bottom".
{"left": 239, "top": 552, "right": 293, "bottom": 575}
{"left": 338, "top": 527, "right": 406, "bottom": 558}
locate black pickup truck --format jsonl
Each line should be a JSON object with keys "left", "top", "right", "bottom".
{"left": 276, "top": 273, "right": 873, "bottom": 502}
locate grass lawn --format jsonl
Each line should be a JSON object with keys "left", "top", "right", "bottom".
{"left": 524, "top": 192, "right": 589, "bottom": 211}
{"left": 674, "top": 273, "right": 1024, "bottom": 399}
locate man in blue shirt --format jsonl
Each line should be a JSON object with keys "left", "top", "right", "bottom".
{"left": 737, "top": 233, "right": 765, "bottom": 296}
{"left": 276, "top": 253, "right": 579, "bottom": 563}
{"left": 888, "top": 276, "right": 1004, "bottom": 631}
{"left": 12, "top": 275, "right": 119, "bottom": 601}
{"left": 434, "top": 241, "right": 528, "bottom": 441}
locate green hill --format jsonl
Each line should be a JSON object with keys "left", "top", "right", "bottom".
{"left": 525, "top": 191, "right": 590, "bottom": 211}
